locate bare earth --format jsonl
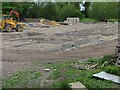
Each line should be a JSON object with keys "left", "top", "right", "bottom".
{"left": 1, "top": 22, "right": 118, "bottom": 76}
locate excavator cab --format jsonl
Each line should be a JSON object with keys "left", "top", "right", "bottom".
{"left": 0, "top": 8, "right": 23, "bottom": 32}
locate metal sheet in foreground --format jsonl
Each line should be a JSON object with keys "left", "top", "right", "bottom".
{"left": 93, "top": 71, "right": 120, "bottom": 84}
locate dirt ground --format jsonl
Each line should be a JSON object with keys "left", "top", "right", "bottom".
{"left": 1, "top": 22, "right": 118, "bottom": 76}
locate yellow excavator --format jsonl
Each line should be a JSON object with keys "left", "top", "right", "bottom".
{"left": 0, "top": 10, "right": 23, "bottom": 32}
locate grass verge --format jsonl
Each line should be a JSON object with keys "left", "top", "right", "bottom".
{"left": 2, "top": 70, "right": 42, "bottom": 88}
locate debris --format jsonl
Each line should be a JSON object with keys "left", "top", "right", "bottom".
{"left": 45, "top": 69, "right": 50, "bottom": 72}
{"left": 101, "top": 61, "right": 108, "bottom": 68}
{"left": 91, "top": 64, "right": 98, "bottom": 69}
{"left": 40, "top": 23, "right": 50, "bottom": 28}
{"left": 93, "top": 71, "right": 120, "bottom": 84}
{"left": 71, "top": 62, "right": 98, "bottom": 70}
{"left": 69, "top": 82, "right": 87, "bottom": 89}
{"left": 28, "top": 23, "right": 34, "bottom": 27}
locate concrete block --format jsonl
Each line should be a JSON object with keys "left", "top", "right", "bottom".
{"left": 67, "top": 18, "right": 80, "bottom": 25}
{"left": 93, "top": 71, "right": 120, "bottom": 84}
{"left": 69, "top": 82, "right": 87, "bottom": 90}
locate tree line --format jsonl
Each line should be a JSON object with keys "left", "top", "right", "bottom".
{"left": 2, "top": 2, "right": 119, "bottom": 21}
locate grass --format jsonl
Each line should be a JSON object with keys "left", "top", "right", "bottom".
{"left": 49, "top": 69, "right": 61, "bottom": 79}
{"left": 49, "top": 80, "right": 72, "bottom": 90}
{"left": 80, "top": 18, "right": 98, "bottom": 23}
{"left": 80, "top": 18, "right": 118, "bottom": 23}
{"left": 1, "top": 55, "right": 120, "bottom": 89}
{"left": 46, "top": 55, "right": 120, "bottom": 89}
{"left": 105, "top": 65, "right": 120, "bottom": 76}
{"left": 2, "top": 70, "right": 42, "bottom": 88}
{"left": 107, "top": 19, "right": 118, "bottom": 23}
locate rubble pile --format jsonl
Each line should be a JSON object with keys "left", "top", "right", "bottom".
{"left": 70, "top": 62, "right": 98, "bottom": 70}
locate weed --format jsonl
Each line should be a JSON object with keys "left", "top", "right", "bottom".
{"left": 105, "top": 65, "right": 120, "bottom": 76}
{"left": 49, "top": 70, "right": 61, "bottom": 79}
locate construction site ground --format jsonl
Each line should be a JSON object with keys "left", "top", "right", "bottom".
{"left": 1, "top": 22, "right": 118, "bottom": 76}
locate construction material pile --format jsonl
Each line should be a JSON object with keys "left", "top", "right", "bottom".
{"left": 40, "top": 19, "right": 60, "bottom": 27}
{"left": 24, "top": 18, "right": 60, "bottom": 28}
{"left": 66, "top": 17, "right": 80, "bottom": 25}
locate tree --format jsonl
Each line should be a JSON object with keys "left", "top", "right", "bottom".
{"left": 88, "top": 2, "right": 118, "bottom": 21}
{"left": 59, "top": 4, "right": 85, "bottom": 21}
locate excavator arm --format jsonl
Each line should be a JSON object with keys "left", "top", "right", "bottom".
{"left": 10, "top": 10, "right": 20, "bottom": 21}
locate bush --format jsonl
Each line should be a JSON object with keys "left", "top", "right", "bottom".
{"left": 59, "top": 4, "right": 85, "bottom": 21}
{"left": 88, "top": 2, "right": 118, "bottom": 21}
{"left": 105, "top": 65, "right": 120, "bottom": 76}
{"left": 41, "top": 3, "right": 58, "bottom": 20}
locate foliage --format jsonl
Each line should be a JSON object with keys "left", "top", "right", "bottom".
{"left": 84, "top": 2, "right": 91, "bottom": 18}
{"left": 105, "top": 65, "right": 120, "bottom": 76}
{"left": 49, "top": 80, "right": 72, "bottom": 90}
{"left": 1, "top": 55, "right": 119, "bottom": 88}
{"left": 97, "top": 55, "right": 113, "bottom": 65}
{"left": 49, "top": 69, "right": 61, "bottom": 79}
{"left": 86, "top": 55, "right": 113, "bottom": 67}
{"left": 47, "top": 55, "right": 119, "bottom": 89}
{"left": 59, "top": 4, "right": 85, "bottom": 21}
{"left": 2, "top": 2, "right": 119, "bottom": 22}
{"left": 41, "top": 3, "right": 58, "bottom": 20}
{"left": 88, "top": 2, "right": 118, "bottom": 21}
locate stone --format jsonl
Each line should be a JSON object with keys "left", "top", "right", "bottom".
{"left": 45, "top": 69, "right": 50, "bottom": 72}
{"left": 69, "top": 82, "right": 87, "bottom": 90}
